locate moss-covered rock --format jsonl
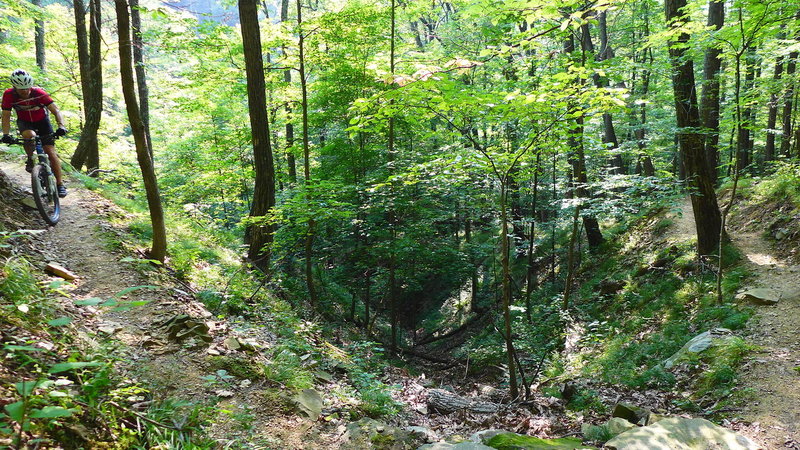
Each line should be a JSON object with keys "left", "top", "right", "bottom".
{"left": 485, "top": 432, "right": 595, "bottom": 449}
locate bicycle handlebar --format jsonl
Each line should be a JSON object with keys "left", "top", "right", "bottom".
{"left": 10, "top": 134, "right": 60, "bottom": 145}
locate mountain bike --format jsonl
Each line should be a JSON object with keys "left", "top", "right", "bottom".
{"left": 14, "top": 134, "right": 61, "bottom": 225}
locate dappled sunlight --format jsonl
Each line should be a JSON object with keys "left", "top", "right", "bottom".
{"left": 744, "top": 251, "right": 783, "bottom": 267}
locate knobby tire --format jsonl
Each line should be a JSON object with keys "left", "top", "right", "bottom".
{"left": 31, "top": 164, "right": 60, "bottom": 225}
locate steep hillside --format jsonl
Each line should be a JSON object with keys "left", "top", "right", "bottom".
{"left": 3, "top": 151, "right": 799, "bottom": 449}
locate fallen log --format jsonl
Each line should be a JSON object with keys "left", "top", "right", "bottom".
{"left": 426, "top": 389, "right": 499, "bottom": 414}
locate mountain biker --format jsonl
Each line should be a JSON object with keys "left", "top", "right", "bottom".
{"left": 1, "top": 69, "right": 68, "bottom": 198}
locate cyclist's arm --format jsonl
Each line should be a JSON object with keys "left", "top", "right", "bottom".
{"left": 1, "top": 110, "right": 10, "bottom": 135}
{"left": 47, "top": 103, "right": 65, "bottom": 129}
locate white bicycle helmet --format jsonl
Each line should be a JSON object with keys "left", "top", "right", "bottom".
{"left": 9, "top": 69, "right": 33, "bottom": 89}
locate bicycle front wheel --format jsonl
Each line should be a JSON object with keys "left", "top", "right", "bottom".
{"left": 31, "top": 164, "right": 60, "bottom": 225}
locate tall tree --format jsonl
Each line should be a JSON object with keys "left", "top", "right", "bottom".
{"left": 130, "top": 0, "right": 153, "bottom": 155}
{"left": 281, "top": 0, "right": 297, "bottom": 183}
{"left": 569, "top": 16, "right": 604, "bottom": 249}
{"left": 699, "top": 0, "right": 724, "bottom": 184}
{"left": 239, "top": 0, "right": 276, "bottom": 270}
{"left": 736, "top": 46, "right": 757, "bottom": 172}
{"left": 765, "top": 52, "right": 784, "bottom": 162}
{"left": 665, "top": 0, "right": 723, "bottom": 255}
{"left": 115, "top": 0, "right": 167, "bottom": 262}
{"left": 33, "top": 0, "right": 45, "bottom": 70}
{"left": 71, "top": 0, "right": 102, "bottom": 173}
{"left": 297, "top": 0, "right": 318, "bottom": 306}
{"left": 388, "top": 0, "right": 399, "bottom": 355}
{"left": 780, "top": 11, "right": 800, "bottom": 157}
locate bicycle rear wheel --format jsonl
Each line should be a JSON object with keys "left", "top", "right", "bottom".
{"left": 31, "top": 164, "right": 60, "bottom": 225}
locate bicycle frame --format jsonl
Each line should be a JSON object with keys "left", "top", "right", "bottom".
{"left": 13, "top": 134, "right": 61, "bottom": 225}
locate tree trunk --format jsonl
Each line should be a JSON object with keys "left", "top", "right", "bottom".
{"left": 524, "top": 153, "right": 540, "bottom": 323}
{"left": 780, "top": 11, "right": 800, "bottom": 157}
{"left": 388, "top": 0, "right": 400, "bottom": 355}
{"left": 33, "top": 0, "right": 45, "bottom": 71}
{"left": 297, "top": 0, "right": 317, "bottom": 307}
{"left": 699, "top": 0, "right": 724, "bottom": 184}
{"left": 115, "top": 0, "right": 167, "bottom": 262}
{"left": 765, "top": 54, "right": 784, "bottom": 162}
{"left": 569, "top": 28, "right": 604, "bottom": 249}
{"left": 239, "top": 0, "right": 276, "bottom": 270}
{"left": 71, "top": 0, "right": 102, "bottom": 173}
{"left": 665, "top": 0, "right": 723, "bottom": 256}
{"left": 582, "top": 16, "right": 624, "bottom": 175}
{"left": 736, "top": 46, "right": 757, "bottom": 173}
{"left": 500, "top": 185, "right": 519, "bottom": 398}
{"left": 130, "top": 0, "right": 153, "bottom": 157}
{"left": 281, "top": 0, "right": 297, "bottom": 183}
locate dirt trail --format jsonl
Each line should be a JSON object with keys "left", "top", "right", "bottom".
{"left": 0, "top": 160, "right": 211, "bottom": 389}
{"left": 734, "top": 227, "right": 800, "bottom": 449}
{"left": 672, "top": 197, "right": 800, "bottom": 448}
{"left": 0, "top": 159, "right": 344, "bottom": 447}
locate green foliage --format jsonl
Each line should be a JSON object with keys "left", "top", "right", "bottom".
{"left": 696, "top": 337, "right": 757, "bottom": 397}
{"left": 581, "top": 424, "right": 615, "bottom": 444}
{"left": 755, "top": 162, "right": 800, "bottom": 205}
{"left": 566, "top": 220, "right": 753, "bottom": 392}
{"left": 0, "top": 256, "right": 46, "bottom": 322}
{"left": 128, "top": 220, "right": 154, "bottom": 241}
{"left": 566, "top": 388, "right": 607, "bottom": 414}
{"left": 345, "top": 341, "right": 402, "bottom": 419}
{"left": 261, "top": 346, "right": 314, "bottom": 391}
{"left": 207, "top": 356, "right": 263, "bottom": 381}
{"left": 134, "top": 399, "right": 215, "bottom": 449}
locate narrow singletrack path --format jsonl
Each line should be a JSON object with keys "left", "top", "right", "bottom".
{"left": 1, "top": 159, "right": 342, "bottom": 447}
{"left": 671, "top": 197, "right": 800, "bottom": 449}
{"left": 734, "top": 227, "right": 800, "bottom": 449}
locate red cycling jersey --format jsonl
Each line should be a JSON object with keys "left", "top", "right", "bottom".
{"left": 2, "top": 87, "right": 54, "bottom": 123}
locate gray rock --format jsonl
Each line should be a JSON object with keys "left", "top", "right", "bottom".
{"left": 664, "top": 328, "right": 734, "bottom": 369}
{"left": 611, "top": 403, "right": 650, "bottom": 425}
{"left": 604, "top": 417, "right": 760, "bottom": 450}
{"left": 343, "top": 418, "right": 423, "bottom": 449}
{"left": 223, "top": 336, "right": 242, "bottom": 351}
{"left": 294, "top": 388, "right": 323, "bottom": 421}
{"left": 736, "top": 288, "right": 780, "bottom": 306}
{"left": 406, "top": 426, "right": 439, "bottom": 443}
{"left": 469, "top": 429, "right": 508, "bottom": 443}
{"left": 606, "top": 417, "right": 637, "bottom": 436}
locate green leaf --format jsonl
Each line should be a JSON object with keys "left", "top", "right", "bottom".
{"left": 112, "top": 300, "right": 152, "bottom": 311}
{"left": 30, "top": 406, "right": 73, "bottom": 419}
{"left": 48, "top": 362, "right": 102, "bottom": 374}
{"left": 48, "top": 317, "right": 72, "bottom": 327}
{"left": 15, "top": 380, "right": 39, "bottom": 396}
{"left": 4, "top": 401, "right": 25, "bottom": 422}
{"left": 3, "top": 345, "right": 43, "bottom": 352}
{"left": 74, "top": 298, "right": 104, "bottom": 306}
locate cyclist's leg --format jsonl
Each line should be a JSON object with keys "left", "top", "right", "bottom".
{"left": 17, "top": 120, "right": 36, "bottom": 160}
{"left": 37, "top": 119, "right": 63, "bottom": 186}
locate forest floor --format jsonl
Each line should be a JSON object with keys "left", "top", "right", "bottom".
{"left": 3, "top": 153, "right": 799, "bottom": 449}
{"left": 671, "top": 197, "right": 800, "bottom": 449}
{"left": 0, "top": 160, "right": 346, "bottom": 448}
{"left": 727, "top": 203, "right": 800, "bottom": 450}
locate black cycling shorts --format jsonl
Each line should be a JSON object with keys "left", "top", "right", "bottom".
{"left": 17, "top": 117, "right": 55, "bottom": 145}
